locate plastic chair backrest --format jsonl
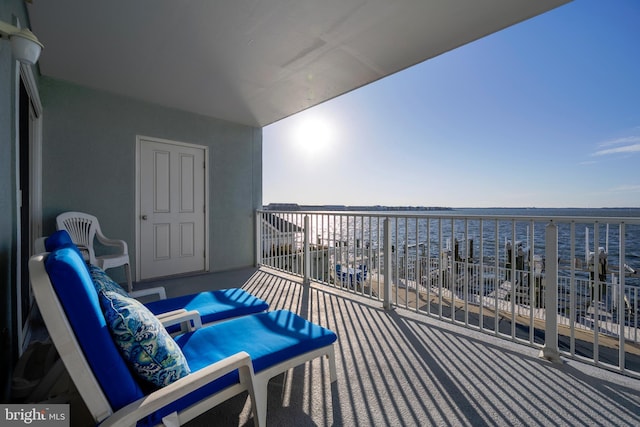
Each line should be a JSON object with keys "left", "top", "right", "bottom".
{"left": 56, "top": 212, "right": 100, "bottom": 264}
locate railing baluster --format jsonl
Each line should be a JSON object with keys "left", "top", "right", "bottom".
{"left": 570, "top": 221, "right": 576, "bottom": 357}
{"left": 450, "top": 217, "right": 455, "bottom": 324}
{"left": 529, "top": 220, "right": 535, "bottom": 344}
{"left": 403, "top": 218, "right": 408, "bottom": 308}
{"left": 384, "top": 218, "right": 392, "bottom": 310}
{"left": 494, "top": 218, "right": 499, "bottom": 336}
{"left": 438, "top": 218, "right": 444, "bottom": 320}
{"left": 303, "top": 215, "right": 310, "bottom": 285}
{"left": 619, "top": 222, "right": 626, "bottom": 373}
{"left": 541, "top": 221, "right": 560, "bottom": 362}
{"left": 479, "top": 219, "right": 484, "bottom": 331}
{"left": 416, "top": 218, "right": 419, "bottom": 307}
{"left": 255, "top": 211, "right": 260, "bottom": 267}
{"left": 394, "top": 218, "right": 399, "bottom": 306}
{"left": 426, "top": 217, "right": 432, "bottom": 317}
{"left": 464, "top": 218, "right": 469, "bottom": 326}
{"left": 594, "top": 222, "right": 600, "bottom": 365}
{"left": 510, "top": 220, "right": 516, "bottom": 340}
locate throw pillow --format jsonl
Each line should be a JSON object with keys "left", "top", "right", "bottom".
{"left": 89, "top": 264, "right": 129, "bottom": 297}
{"left": 99, "top": 290, "right": 190, "bottom": 387}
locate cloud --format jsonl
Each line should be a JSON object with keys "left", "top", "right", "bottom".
{"left": 598, "top": 136, "right": 640, "bottom": 147}
{"left": 593, "top": 143, "right": 640, "bottom": 156}
{"left": 591, "top": 136, "right": 640, "bottom": 156}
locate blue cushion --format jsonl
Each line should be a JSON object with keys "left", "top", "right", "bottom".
{"left": 145, "top": 288, "right": 269, "bottom": 332}
{"left": 44, "top": 247, "right": 144, "bottom": 411}
{"left": 99, "top": 290, "right": 191, "bottom": 387}
{"left": 45, "top": 230, "right": 88, "bottom": 273}
{"left": 44, "top": 230, "right": 74, "bottom": 252}
{"left": 89, "top": 264, "right": 129, "bottom": 297}
{"left": 143, "top": 310, "right": 336, "bottom": 424}
{"left": 88, "top": 264, "right": 268, "bottom": 334}
{"left": 175, "top": 310, "right": 337, "bottom": 373}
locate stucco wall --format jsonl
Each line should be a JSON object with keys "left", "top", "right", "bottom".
{"left": 40, "top": 77, "right": 262, "bottom": 280}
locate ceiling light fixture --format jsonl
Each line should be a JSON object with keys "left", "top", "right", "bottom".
{"left": 0, "top": 20, "right": 43, "bottom": 65}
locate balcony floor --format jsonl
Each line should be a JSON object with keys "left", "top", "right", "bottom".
{"left": 139, "top": 267, "right": 640, "bottom": 427}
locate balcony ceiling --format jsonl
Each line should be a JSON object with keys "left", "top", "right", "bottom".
{"left": 27, "top": 0, "right": 569, "bottom": 128}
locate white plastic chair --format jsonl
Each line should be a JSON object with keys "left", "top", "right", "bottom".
{"left": 56, "top": 211, "right": 133, "bottom": 292}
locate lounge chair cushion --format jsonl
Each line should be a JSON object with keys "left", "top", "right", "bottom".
{"left": 145, "top": 288, "right": 269, "bottom": 327}
{"left": 44, "top": 229, "right": 74, "bottom": 251}
{"left": 44, "top": 230, "right": 89, "bottom": 272}
{"left": 149, "top": 309, "right": 338, "bottom": 422}
{"left": 87, "top": 263, "right": 269, "bottom": 332}
{"left": 47, "top": 233, "right": 270, "bottom": 330}
{"left": 44, "top": 247, "right": 144, "bottom": 410}
{"left": 99, "top": 290, "right": 191, "bottom": 387}
{"left": 176, "top": 310, "right": 337, "bottom": 373}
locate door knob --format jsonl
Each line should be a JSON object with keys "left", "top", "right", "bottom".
{"left": 141, "top": 215, "right": 148, "bottom": 220}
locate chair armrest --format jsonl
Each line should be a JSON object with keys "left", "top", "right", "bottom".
{"left": 95, "top": 228, "right": 129, "bottom": 255}
{"left": 155, "top": 309, "right": 187, "bottom": 321}
{"left": 99, "top": 351, "right": 255, "bottom": 427}
{"left": 130, "top": 286, "right": 167, "bottom": 300}
{"left": 159, "top": 310, "right": 202, "bottom": 333}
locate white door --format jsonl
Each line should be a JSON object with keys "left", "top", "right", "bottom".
{"left": 138, "top": 137, "right": 207, "bottom": 280}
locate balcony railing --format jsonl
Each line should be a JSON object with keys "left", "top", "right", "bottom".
{"left": 256, "top": 209, "right": 640, "bottom": 378}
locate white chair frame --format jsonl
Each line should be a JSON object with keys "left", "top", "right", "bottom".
{"left": 29, "top": 253, "right": 337, "bottom": 426}
{"left": 56, "top": 211, "right": 133, "bottom": 292}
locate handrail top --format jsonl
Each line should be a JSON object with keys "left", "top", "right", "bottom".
{"left": 257, "top": 209, "right": 640, "bottom": 224}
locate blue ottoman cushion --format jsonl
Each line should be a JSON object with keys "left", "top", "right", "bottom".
{"left": 150, "top": 309, "right": 336, "bottom": 423}
{"left": 175, "top": 310, "right": 337, "bottom": 373}
{"left": 145, "top": 288, "right": 269, "bottom": 331}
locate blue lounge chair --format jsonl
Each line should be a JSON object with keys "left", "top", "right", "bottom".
{"left": 355, "top": 264, "right": 368, "bottom": 284}
{"left": 29, "top": 246, "right": 337, "bottom": 426}
{"left": 335, "top": 264, "right": 349, "bottom": 287}
{"left": 44, "top": 230, "right": 269, "bottom": 332}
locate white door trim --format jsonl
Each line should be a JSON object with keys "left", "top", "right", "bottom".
{"left": 16, "top": 58, "right": 43, "bottom": 355}
{"left": 135, "top": 135, "right": 209, "bottom": 281}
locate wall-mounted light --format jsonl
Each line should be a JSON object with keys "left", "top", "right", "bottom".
{"left": 0, "top": 20, "right": 43, "bottom": 65}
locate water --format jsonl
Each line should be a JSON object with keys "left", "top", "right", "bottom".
{"left": 444, "top": 208, "right": 640, "bottom": 265}
{"left": 454, "top": 207, "right": 640, "bottom": 218}
{"left": 299, "top": 207, "right": 640, "bottom": 288}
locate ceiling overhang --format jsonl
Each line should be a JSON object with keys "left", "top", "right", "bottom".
{"left": 27, "top": 0, "right": 571, "bottom": 128}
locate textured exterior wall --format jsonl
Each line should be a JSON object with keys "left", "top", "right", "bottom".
{"left": 40, "top": 77, "right": 262, "bottom": 278}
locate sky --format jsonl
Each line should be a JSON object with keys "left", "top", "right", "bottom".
{"left": 263, "top": 0, "right": 640, "bottom": 208}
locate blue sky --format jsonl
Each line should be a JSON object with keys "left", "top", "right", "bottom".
{"left": 263, "top": 0, "right": 640, "bottom": 208}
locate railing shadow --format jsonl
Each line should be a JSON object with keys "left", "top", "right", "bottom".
{"left": 237, "top": 268, "right": 640, "bottom": 426}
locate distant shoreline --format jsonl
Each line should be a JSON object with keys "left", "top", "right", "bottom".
{"left": 263, "top": 204, "right": 640, "bottom": 213}
{"left": 264, "top": 203, "right": 452, "bottom": 211}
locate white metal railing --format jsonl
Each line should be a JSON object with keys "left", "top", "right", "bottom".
{"left": 256, "top": 209, "right": 640, "bottom": 377}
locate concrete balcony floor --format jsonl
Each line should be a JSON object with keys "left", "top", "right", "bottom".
{"left": 139, "top": 267, "right": 640, "bottom": 427}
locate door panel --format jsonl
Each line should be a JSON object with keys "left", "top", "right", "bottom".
{"left": 139, "top": 138, "right": 206, "bottom": 279}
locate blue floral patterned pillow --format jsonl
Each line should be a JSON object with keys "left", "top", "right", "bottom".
{"left": 89, "top": 265, "right": 129, "bottom": 297}
{"left": 99, "top": 290, "right": 190, "bottom": 387}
